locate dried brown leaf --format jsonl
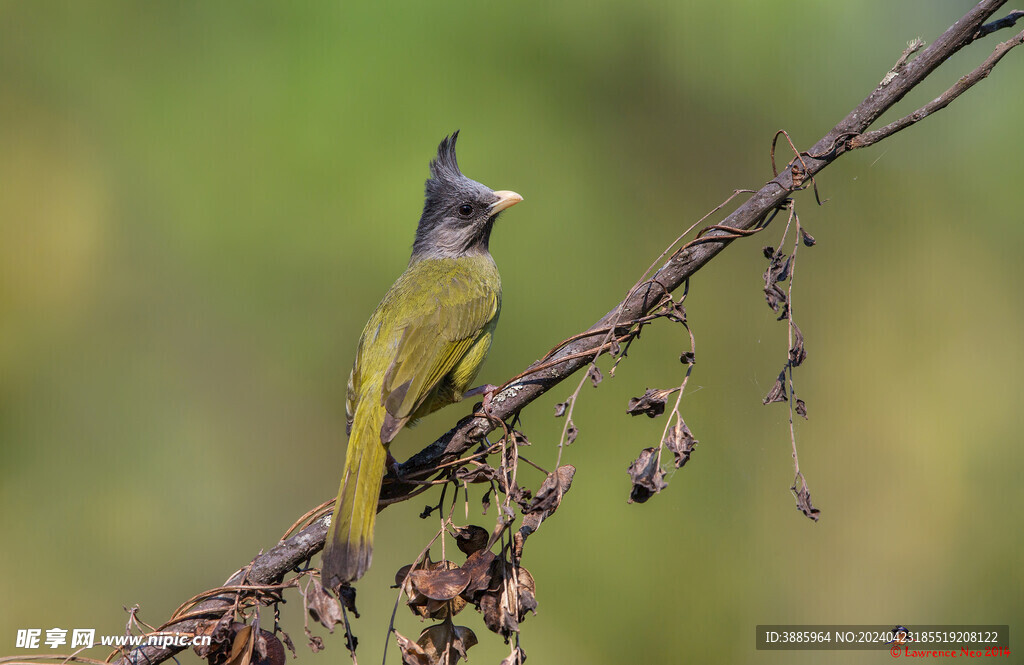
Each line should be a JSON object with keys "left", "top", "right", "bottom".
{"left": 402, "top": 559, "right": 470, "bottom": 620}
{"left": 775, "top": 254, "right": 791, "bottom": 282}
{"left": 202, "top": 621, "right": 241, "bottom": 665}
{"left": 395, "top": 631, "right": 431, "bottom": 665}
{"left": 429, "top": 596, "right": 467, "bottom": 620}
{"left": 516, "top": 566, "right": 538, "bottom": 618}
{"left": 553, "top": 402, "right": 568, "bottom": 417}
{"left": 626, "top": 388, "right": 672, "bottom": 418}
{"left": 455, "top": 464, "right": 498, "bottom": 484}
{"left": 480, "top": 592, "right": 515, "bottom": 639}
{"left": 416, "top": 623, "right": 478, "bottom": 665}
{"left": 395, "top": 562, "right": 416, "bottom": 588}
{"left": 762, "top": 370, "right": 788, "bottom": 405}
{"left": 253, "top": 630, "right": 285, "bottom": 665}
{"left": 519, "top": 466, "right": 576, "bottom": 537}
{"left": 409, "top": 568, "right": 471, "bottom": 601}
{"left": 307, "top": 582, "right": 344, "bottom": 633}
{"left": 508, "top": 480, "right": 533, "bottom": 510}
{"left": 305, "top": 634, "right": 324, "bottom": 654}
{"left": 794, "top": 485, "right": 821, "bottom": 522}
{"left": 460, "top": 549, "right": 497, "bottom": 599}
{"left": 764, "top": 283, "right": 787, "bottom": 313}
{"left": 278, "top": 631, "right": 296, "bottom": 658}
{"left": 500, "top": 646, "right": 527, "bottom": 665}
{"left": 452, "top": 525, "right": 489, "bottom": 556}
{"left": 795, "top": 399, "right": 808, "bottom": 419}
{"left": 479, "top": 560, "right": 538, "bottom": 640}
{"left": 664, "top": 419, "right": 698, "bottom": 469}
{"left": 195, "top": 613, "right": 234, "bottom": 660}
{"left": 800, "top": 227, "right": 816, "bottom": 247}
{"left": 565, "top": 419, "right": 578, "bottom": 444}
{"left": 224, "top": 625, "right": 254, "bottom": 665}
{"left": 511, "top": 429, "right": 531, "bottom": 447}
{"left": 587, "top": 364, "right": 603, "bottom": 387}
{"left": 337, "top": 584, "right": 358, "bottom": 618}
{"left": 789, "top": 322, "right": 807, "bottom": 367}
{"left": 627, "top": 447, "right": 667, "bottom": 504}
{"left": 679, "top": 351, "right": 696, "bottom": 365}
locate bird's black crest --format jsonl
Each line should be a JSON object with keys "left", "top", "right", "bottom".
{"left": 426, "top": 131, "right": 463, "bottom": 197}
{"left": 414, "top": 130, "right": 504, "bottom": 258}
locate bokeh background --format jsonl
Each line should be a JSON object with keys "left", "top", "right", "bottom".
{"left": 2, "top": 1, "right": 1022, "bottom": 663}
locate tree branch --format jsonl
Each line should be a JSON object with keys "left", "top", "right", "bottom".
{"left": 851, "top": 26, "right": 1024, "bottom": 148}
{"left": 102, "top": 3, "right": 1022, "bottom": 665}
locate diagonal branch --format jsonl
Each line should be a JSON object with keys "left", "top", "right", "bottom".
{"left": 103, "top": 3, "right": 1022, "bottom": 665}
{"left": 851, "top": 27, "right": 1024, "bottom": 149}
{"left": 383, "top": 0, "right": 1024, "bottom": 500}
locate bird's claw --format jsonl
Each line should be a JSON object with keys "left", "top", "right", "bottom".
{"left": 466, "top": 383, "right": 500, "bottom": 418}
{"left": 385, "top": 450, "right": 404, "bottom": 480}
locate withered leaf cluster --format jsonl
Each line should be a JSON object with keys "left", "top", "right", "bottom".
{"left": 199, "top": 621, "right": 287, "bottom": 665}
{"left": 392, "top": 462, "right": 576, "bottom": 663}
{"left": 761, "top": 225, "right": 820, "bottom": 519}
{"left": 626, "top": 414, "right": 699, "bottom": 504}
{"left": 762, "top": 247, "right": 792, "bottom": 319}
{"left": 763, "top": 326, "right": 809, "bottom": 417}
{"left": 395, "top": 550, "right": 536, "bottom": 662}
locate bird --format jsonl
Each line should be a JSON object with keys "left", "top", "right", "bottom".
{"left": 321, "top": 131, "right": 522, "bottom": 589}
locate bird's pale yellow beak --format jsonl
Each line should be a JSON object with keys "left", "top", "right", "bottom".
{"left": 489, "top": 190, "right": 523, "bottom": 215}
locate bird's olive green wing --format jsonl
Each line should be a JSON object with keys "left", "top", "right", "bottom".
{"left": 378, "top": 285, "right": 497, "bottom": 442}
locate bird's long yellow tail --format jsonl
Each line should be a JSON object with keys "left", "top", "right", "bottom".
{"left": 322, "top": 399, "right": 387, "bottom": 589}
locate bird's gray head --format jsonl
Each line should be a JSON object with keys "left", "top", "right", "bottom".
{"left": 412, "top": 131, "right": 522, "bottom": 260}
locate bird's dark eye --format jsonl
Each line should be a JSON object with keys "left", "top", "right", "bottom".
{"left": 458, "top": 204, "right": 473, "bottom": 217}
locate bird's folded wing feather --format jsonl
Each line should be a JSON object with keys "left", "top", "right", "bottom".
{"left": 380, "top": 288, "right": 496, "bottom": 425}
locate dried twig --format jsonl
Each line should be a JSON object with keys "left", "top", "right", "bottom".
{"left": 850, "top": 27, "right": 1024, "bottom": 148}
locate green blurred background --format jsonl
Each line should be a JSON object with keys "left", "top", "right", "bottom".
{"left": 2, "top": 1, "right": 1022, "bottom": 663}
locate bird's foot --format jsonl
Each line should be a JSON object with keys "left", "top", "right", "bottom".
{"left": 466, "top": 383, "right": 500, "bottom": 418}
{"left": 385, "top": 450, "right": 404, "bottom": 480}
